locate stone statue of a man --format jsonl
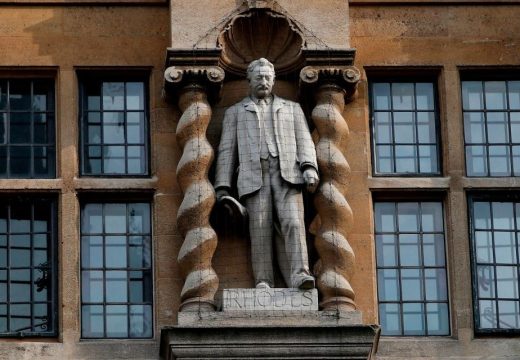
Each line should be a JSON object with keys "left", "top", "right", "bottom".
{"left": 215, "top": 58, "right": 319, "bottom": 290}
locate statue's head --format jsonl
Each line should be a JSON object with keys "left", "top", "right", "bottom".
{"left": 246, "top": 58, "right": 275, "bottom": 99}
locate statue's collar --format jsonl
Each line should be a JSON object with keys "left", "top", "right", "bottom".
{"left": 244, "top": 95, "right": 284, "bottom": 112}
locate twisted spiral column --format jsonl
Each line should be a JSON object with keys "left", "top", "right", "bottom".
{"left": 300, "top": 66, "right": 360, "bottom": 311}
{"left": 165, "top": 64, "right": 224, "bottom": 312}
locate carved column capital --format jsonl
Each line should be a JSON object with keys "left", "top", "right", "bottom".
{"left": 164, "top": 65, "right": 225, "bottom": 105}
{"left": 300, "top": 65, "right": 361, "bottom": 102}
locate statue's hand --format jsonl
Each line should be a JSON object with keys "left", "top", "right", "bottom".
{"left": 303, "top": 168, "right": 319, "bottom": 193}
{"left": 215, "top": 188, "right": 230, "bottom": 201}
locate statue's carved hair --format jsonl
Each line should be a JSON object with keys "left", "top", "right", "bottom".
{"left": 246, "top": 58, "right": 275, "bottom": 80}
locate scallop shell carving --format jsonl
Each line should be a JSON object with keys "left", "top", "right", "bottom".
{"left": 218, "top": 10, "right": 305, "bottom": 76}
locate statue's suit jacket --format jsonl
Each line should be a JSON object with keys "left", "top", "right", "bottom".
{"left": 215, "top": 95, "right": 318, "bottom": 199}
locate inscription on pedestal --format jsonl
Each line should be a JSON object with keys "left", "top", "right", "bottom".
{"left": 222, "top": 288, "right": 318, "bottom": 311}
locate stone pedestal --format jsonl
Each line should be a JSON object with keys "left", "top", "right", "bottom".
{"left": 222, "top": 288, "right": 318, "bottom": 311}
{"left": 160, "top": 311, "right": 379, "bottom": 359}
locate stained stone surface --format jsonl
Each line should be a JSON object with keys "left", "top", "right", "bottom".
{"left": 222, "top": 288, "right": 318, "bottom": 311}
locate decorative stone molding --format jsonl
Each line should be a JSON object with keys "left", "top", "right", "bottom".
{"left": 217, "top": 9, "right": 305, "bottom": 77}
{"left": 164, "top": 50, "right": 225, "bottom": 312}
{"left": 300, "top": 60, "right": 361, "bottom": 312}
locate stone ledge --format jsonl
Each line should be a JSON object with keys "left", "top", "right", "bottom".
{"left": 160, "top": 322, "right": 380, "bottom": 360}
{"left": 178, "top": 310, "right": 363, "bottom": 327}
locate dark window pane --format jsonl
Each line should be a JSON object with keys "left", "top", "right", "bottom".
{"left": 34, "top": 146, "right": 54, "bottom": 177}
{"left": 466, "top": 146, "right": 488, "bottom": 176}
{"left": 496, "top": 266, "right": 518, "bottom": 299}
{"left": 103, "top": 83, "right": 125, "bottom": 111}
{"left": 105, "top": 236, "right": 127, "bottom": 268}
{"left": 0, "top": 81, "right": 6, "bottom": 110}
{"left": 129, "top": 305, "right": 152, "bottom": 338}
{"left": 377, "top": 269, "right": 400, "bottom": 301}
{"left": 0, "top": 147, "right": 6, "bottom": 177}
{"left": 509, "top": 81, "right": 520, "bottom": 110}
{"left": 126, "top": 83, "right": 144, "bottom": 111}
{"left": 399, "top": 234, "right": 421, "bottom": 266}
{"left": 498, "top": 301, "right": 520, "bottom": 329}
{"left": 82, "top": 305, "right": 104, "bottom": 338}
{"left": 105, "top": 204, "right": 126, "bottom": 233}
{"left": 34, "top": 113, "right": 54, "bottom": 144}
{"left": 9, "top": 81, "right": 31, "bottom": 110}
{"left": 425, "top": 269, "right": 447, "bottom": 301}
{"left": 11, "top": 204, "right": 31, "bottom": 233}
{"left": 128, "top": 204, "right": 150, "bottom": 234}
{"left": 85, "top": 84, "right": 101, "bottom": 111}
{"left": 82, "top": 204, "right": 103, "bottom": 234}
{"left": 494, "top": 232, "right": 516, "bottom": 264}
{"left": 477, "top": 265, "right": 495, "bottom": 298}
{"left": 81, "top": 236, "right": 103, "bottom": 268}
{"left": 33, "top": 81, "right": 52, "bottom": 112}
{"left": 474, "top": 202, "right": 492, "bottom": 229}
{"left": 421, "top": 202, "right": 444, "bottom": 232}
{"left": 106, "top": 271, "right": 128, "bottom": 302}
{"left": 418, "top": 145, "right": 438, "bottom": 173}
{"left": 379, "top": 303, "right": 401, "bottom": 336}
{"left": 10, "top": 112, "right": 31, "bottom": 144}
{"left": 373, "top": 83, "right": 391, "bottom": 110}
{"left": 462, "top": 81, "right": 484, "bottom": 110}
{"left": 393, "top": 112, "right": 415, "bottom": 144}
{"left": 426, "top": 303, "right": 449, "bottom": 335}
{"left": 401, "top": 269, "right": 423, "bottom": 301}
{"left": 81, "top": 270, "right": 104, "bottom": 303}
{"left": 103, "top": 146, "right": 125, "bottom": 174}
{"left": 492, "top": 202, "right": 515, "bottom": 230}
{"left": 375, "top": 145, "right": 393, "bottom": 173}
{"left": 397, "top": 203, "right": 420, "bottom": 232}
{"left": 0, "top": 113, "right": 6, "bottom": 144}
{"left": 479, "top": 300, "right": 497, "bottom": 329}
{"left": 487, "top": 112, "right": 509, "bottom": 144}
{"left": 127, "top": 113, "right": 145, "bottom": 144}
{"left": 485, "top": 81, "right": 507, "bottom": 110}
{"left": 416, "top": 83, "right": 435, "bottom": 110}
{"left": 87, "top": 125, "right": 101, "bottom": 144}
{"left": 88, "top": 112, "right": 101, "bottom": 124}
{"left": 103, "top": 112, "right": 125, "bottom": 144}
{"left": 129, "top": 236, "right": 151, "bottom": 268}
{"left": 392, "top": 83, "right": 414, "bottom": 110}
{"left": 106, "top": 305, "right": 128, "bottom": 338}
{"left": 394, "top": 145, "right": 417, "bottom": 173}
{"left": 511, "top": 113, "right": 520, "bottom": 142}
{"left": 423, "top": 234, "right": 445, "bottom": 267}
{"left": 376, "top": 234, "right": 397, "bottom": 267}
{"left": 9, "top": 146, "right": 31, "bottom": 176}
{"left": 513, "top": 146, "right": 520, "bottom": 176}
{"left": 402, "top": 303, "right": 425, "bottom": 335}
{"left": 475, "top": 231, "right": 493, "bottom": 263}
{"left": 375, "top": 203, "right": 396, "bottom": 232}
{"left": 464, "top": 112, "right": 485, "bottom": 144}
{"left": 417, "top": 112, "right": 436, "bottom": 143}
{"left": 127, "top": 146, "right": 145, "bottom": 174}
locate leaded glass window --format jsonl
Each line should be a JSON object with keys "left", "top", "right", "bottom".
{"left": 80, "top": 78, "right": 149, "bottom": 176}
{"left": 371, "top": 81, "right": 440, "bottom": 175}
{"left": 462, "top": 80, "right": 520, "bottom": 176}
{"left": 469, "top": 195, "right": 520, "bottom": 333}
{"left": 0, "top": 79, "right": 55, "bottom": 178}
{"left": 81, "top": 202, "right": 153, "bottom": 339}
{"left": 375, "top": 201, "right": 449, "bottom": 336}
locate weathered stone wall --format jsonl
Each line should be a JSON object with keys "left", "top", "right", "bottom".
{"left": 349, "top": 4, "right": 520, "bottom": 359}
{"left": 0, "top": 5, "right": 173, "bottom": 360}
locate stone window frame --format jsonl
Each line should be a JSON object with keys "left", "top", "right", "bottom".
{"left": 78, "top": 71, "right": 151, "bottom": 178}
{"left": 0, "top": 77, "right": 56, "bottom": 179}
{"left": 468, "top": 191, "right": 520, "bottom": 335}
{"left": 373, "top": 194, "right": 451, "bottom": 337}
{"left": 0, "top": 195, "right": 58, "bottom": 338}
{"left": 79, "top": 197, "right": 154, "bottom": 339}
{"left": 368, "top": 73, "right": 443, "bottom": 177}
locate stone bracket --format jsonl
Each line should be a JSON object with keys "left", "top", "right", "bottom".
{"left": 299, "top": 65, "right": 361, "bottom": 103}
{"left": 164, "top": 49, "right": 225, "bottom": 104}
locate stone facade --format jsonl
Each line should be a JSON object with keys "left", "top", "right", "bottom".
{"left": 0, "top": 0, "right": 519, "bottom": 359}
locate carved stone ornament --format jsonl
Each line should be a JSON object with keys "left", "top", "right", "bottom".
{"left": 217, "top": 9, "right": 305, "bottom": 76}
{"left": 299, "top": 65, "right": 361, "bottom": 102}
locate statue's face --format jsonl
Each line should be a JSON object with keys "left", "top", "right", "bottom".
{"left": 249, "top": 65, "right": 274, "bottom": 99}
